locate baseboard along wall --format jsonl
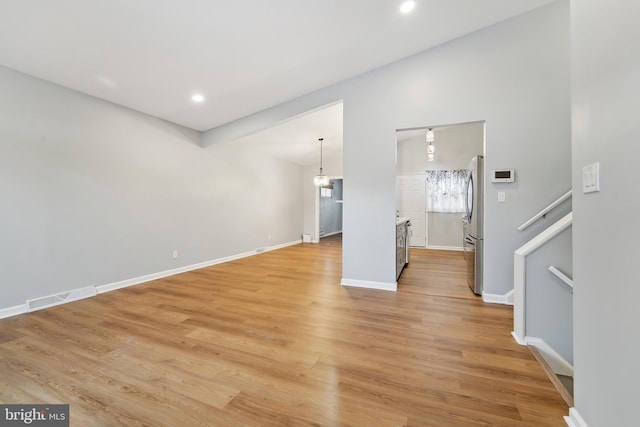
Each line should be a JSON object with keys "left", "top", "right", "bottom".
{"left": 524, "top": 336, "right": 573, "bottom": 377}
{"left": 425, "top": 245, "right": 464, "bottom": 252}
{"left": 320, "top": 230, "right": 342, "bottom": 238}
{"left": 564, "top": 408, "right": 589, "bottom": 427}
{"left": 482, "top": 289, "right": 514, "bottom": 305}
{"left": 0, "top": 239, "right": 302, "bottom": 320}
{"left": 511, "top": 332, "right": 573, "bottom": 378}
{"left": 340, "top": 278, "right": 397, "bottom": 292}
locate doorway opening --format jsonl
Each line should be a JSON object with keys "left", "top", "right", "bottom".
{"left": 396, "top": 121, "right": 484, "bottom": 250}
{"left": 224, "top": 100, "right": 343, "bottom": 249}
{"left": 317, "top": 178, "right": 343, "bottom": 240}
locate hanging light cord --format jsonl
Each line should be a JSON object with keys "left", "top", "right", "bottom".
{"left": 319, "top": 138, "right": 324, "bottom": 174}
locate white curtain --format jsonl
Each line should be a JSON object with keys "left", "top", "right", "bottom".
{"left": 426, "top": 170, "right": 468, "bottom": 213}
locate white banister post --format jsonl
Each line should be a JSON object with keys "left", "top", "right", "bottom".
{"left": 513, "top": 252, "right": 526, "bottom": 343}
{"left": 512, "top": 212, "right": 572, "bottom": 346}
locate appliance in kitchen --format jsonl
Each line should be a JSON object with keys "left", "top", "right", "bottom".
{"left": 463, "top": 155, "right": 484, "bottom": 295}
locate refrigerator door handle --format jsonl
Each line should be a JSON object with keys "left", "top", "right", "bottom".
{"left": 463, "top": 176, "right": 470, "bottom": 222}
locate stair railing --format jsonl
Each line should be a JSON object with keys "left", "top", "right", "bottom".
{"left": 548, "top": 266, "right": 574, "bottom": 288}
{"left": 518, "top": 190, "right": 572, "bottom": 231}
{"left": 513, "top": 212, "right": 573, "bottom": 344}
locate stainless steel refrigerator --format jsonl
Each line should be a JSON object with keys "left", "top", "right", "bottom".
{"left": 463, "top": 155, "right": 484, "bottom": 295}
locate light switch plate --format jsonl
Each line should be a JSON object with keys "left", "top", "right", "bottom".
{"left": 582, "top": 162, "right": 600, "bottom": 193}
{"left": 498, "top": 192, "right": 506, "bottom": 202}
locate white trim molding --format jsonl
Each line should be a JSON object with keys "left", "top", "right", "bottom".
{"left": 0, "top": 304, "right": 28, "bottom": 319}
{"left": 483, "top": 289, "right": 514, "bottom": 305}
{"left": 524, "top": 336, "right": 573, "bottom": 377}
{"left": 341, "top": 278, "right": 397, "bottom": 292}
{"left": 425, "top": 245, "right": 464, "bottom": 252}
{"left": 97, "top": 239, "right": 302, "bottom": 294}
{"left": 96, "top": 250, "right": 258, "bottom": 293}
{"left": 518, "top": 190, "right": 572, "bottom": 231}
{"left": 0, "top": 239, "right": 303, "bottom": 319}
{"left": 511, "top": 331, "right": 526, "bottom": 345}
{"left": 514, "top": 212, "right": 572, "bottom": 342}
{"left": 266, "top": 239, "right": 302, "bottom": 252}
{"left": 565, "top": 408, "right": 589, "bottom": 427}
{"left": 320, "top": 231, "right": 342, "bottom": 238}
{"left": 549, "top": 265, "right": 574, "bottom": 288}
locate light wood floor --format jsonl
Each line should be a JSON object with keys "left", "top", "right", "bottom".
{"left": 0, "top": 235, "right": 568, "bottom": 426}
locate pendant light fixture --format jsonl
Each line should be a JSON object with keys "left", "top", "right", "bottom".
{"left": 313, "top": 137, "right": 330, "bottom": 186}
{"left": 426, "top": 129, "right": 435, "bottom": 161}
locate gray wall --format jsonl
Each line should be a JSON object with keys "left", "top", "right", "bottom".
{"left": 427, "top": 213, "right": 463, "bottom": 249}
{"left": 571, "top": 1, "right": 640, "bottom": 425}
{"left": 203, "top": 2, "right": 571, "bottom": 292}
{"left": 0, "top": 66, "right": 303, "bottom": 309}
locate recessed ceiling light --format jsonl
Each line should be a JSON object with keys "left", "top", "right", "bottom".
{"left": 191, "top": 94, "right": 204, "bottom": 103}
{"left": 400, "top": 1, "right": 415, "bottom": 14}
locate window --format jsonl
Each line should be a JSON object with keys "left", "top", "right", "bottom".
{"left": 320, "top": 187, "right": 333, "bottom": 198}
{"left": 426, "top": 169, "right": 468, "bottom": 213}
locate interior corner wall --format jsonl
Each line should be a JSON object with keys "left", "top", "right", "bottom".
{"left": 571, "top": 1, "right": 640, "bottom": 425}
{"left": 202, "top": 1, "right": 571, "bottom": 290}
{"left": 0, "top": 66, "right": 303, "bottom": 309}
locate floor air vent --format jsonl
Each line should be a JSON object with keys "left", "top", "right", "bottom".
{"left": 26, "top": 286, "right": 97, "bottom": 312}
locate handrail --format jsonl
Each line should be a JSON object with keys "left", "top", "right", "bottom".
{"left": 548, "top": 266, "right": 574, "bottom": 288}
{"left": 518, "top": 190, "right": 572, "bottom": 231}
{"left": 513, "top": 212, "right": 572, "bottom": 343}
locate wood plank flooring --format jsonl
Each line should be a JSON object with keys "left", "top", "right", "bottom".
{"left": 0, "top": 235, "right": 569, "bottom": 426}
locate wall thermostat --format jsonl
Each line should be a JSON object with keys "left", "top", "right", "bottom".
{"left": 492, "top": 169, "right": 515, "bottom": 183}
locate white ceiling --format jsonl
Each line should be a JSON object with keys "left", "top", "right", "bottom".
{"left": 229, "top": 102, "right": 343, "bottom": 167}
{"left": 0, "top": 0, "right": 557, "bottom": 132}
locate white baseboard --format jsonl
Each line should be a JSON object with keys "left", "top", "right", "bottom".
{"left": 341, "top": 278, "right": 397, "bottom": 292}
{"left": 564, "top": 408, "right": 588, "bottom": 427}
{"left": 511, "top": 331, "right": 526, "bottom": 345}
{"left": 265, "top": 239, "right": 302, "bottom": 252}
{"left": 523, "top": 336, "right": 574, "bottom": 377}
{"left": 0, "top": 239, "right": 302, "bottom": 318}
{"left": 97, "top": 239, "right": 301, "bottom": 294}
{"left": 0, "top": 304, "right": 28, "bottom": 319}
{"left": 320, "top": 231, "right": 342, "bottom": 238}
{"left": 96, "top": 251, "right": 254, "bottom": 293}
{"left": 482, "top": 289, "right": 514, "bottom": 305}
{"left": 425, "top": 245, "right": 464, "bottom": 252}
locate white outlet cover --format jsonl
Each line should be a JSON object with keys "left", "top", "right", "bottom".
{"left": 582, "top": 162, "right": 600, "bottom": 193}
{"left": 498, "top": 192, "right": 506, "bottom": 203}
